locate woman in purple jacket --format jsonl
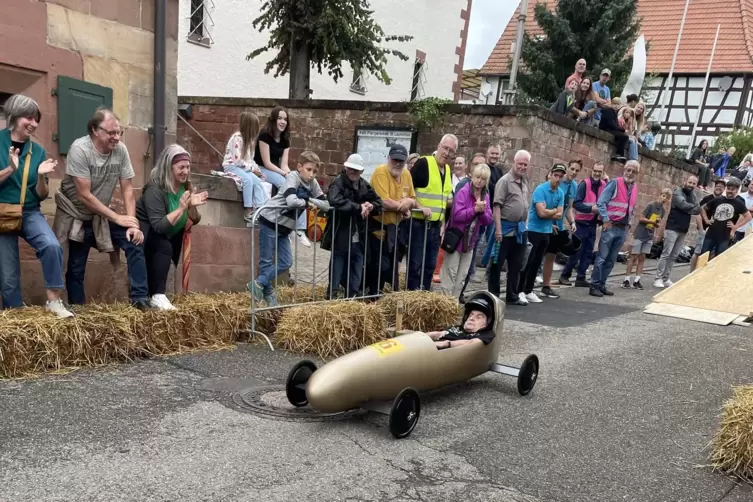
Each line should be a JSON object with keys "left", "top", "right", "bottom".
{"left": 439, "top": 163, "right": 493, "bottom": 298}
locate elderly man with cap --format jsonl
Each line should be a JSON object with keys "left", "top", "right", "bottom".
{"left": 323, "top": 153, "right": 383, "bottom": 298}
{"left": 365, "top": 145, "right": 430, "bottom": 295}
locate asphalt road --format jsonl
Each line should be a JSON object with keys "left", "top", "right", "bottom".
{"left": 1, "top": 267, "right": 752, "bottom": 502}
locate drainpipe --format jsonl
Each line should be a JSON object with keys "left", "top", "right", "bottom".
{"left": 153, "top": 0, "right": 167, "bottom": 161}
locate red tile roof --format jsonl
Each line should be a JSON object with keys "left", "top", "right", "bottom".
{"left": 480, "top": 0, "right": 753, "bottom": 75}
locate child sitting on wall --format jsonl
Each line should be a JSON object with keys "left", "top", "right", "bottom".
{"left": 248, "top": 151, "right": 329, "bottom": 306}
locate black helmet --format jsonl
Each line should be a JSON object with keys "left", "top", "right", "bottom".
{"left": 560, "top": 232, "right": 582, "bottom": 256}
{"left": 463, "top": 295, "right": 494, "bottom": 329}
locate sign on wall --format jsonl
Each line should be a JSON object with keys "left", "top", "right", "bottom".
{"left": 353, "top": 126, "right": 417, "bottom": 181}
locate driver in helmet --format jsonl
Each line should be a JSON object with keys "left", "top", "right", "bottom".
{"left": 426, "top": 297, "right": 495, "bottom": 349}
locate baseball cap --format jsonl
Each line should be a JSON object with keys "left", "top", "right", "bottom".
{"left": 601, "top": 68, "right": 611, "bottom": 76}
{"left": 550, "top": 163, "right": 567, "bottom": 174}
{"left": 344, "top": 153, "right": 366, "bottom": 171}
{"left": 388, "top": 144, "right": 408, "bottom": 162}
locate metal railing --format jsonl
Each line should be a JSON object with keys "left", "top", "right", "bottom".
{"left": 247, "top": 203, "right": 439, "bottom": 342}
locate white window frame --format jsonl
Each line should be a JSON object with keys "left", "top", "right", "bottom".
{"left": 187, "top": 0, "right": 215, "bottom": 47}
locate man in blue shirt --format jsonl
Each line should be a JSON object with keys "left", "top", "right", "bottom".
{"left": 519, "top": 164, "right": 565, "bottom": 303}
{"left": 540, "top": 160, "right": 581, "bottom": 299}
{"left": 591, "top": 69, "right": 612, "bottom": 126}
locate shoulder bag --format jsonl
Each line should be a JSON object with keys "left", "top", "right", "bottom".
{"left": 0, "top": 145, "right": 32, "bottom": 233}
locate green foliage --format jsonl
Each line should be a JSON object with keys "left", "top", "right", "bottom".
{"left": 407, "top": 97, "right": 453, "bottom": 130}
{"left": 514, "top": 0, "right": 642, "bottom": 104}
{"left": 247, "top": 0, "right": 412, "bottom": 85}
{"left": 712, "top": 128, "right": 753, "bottom": 165}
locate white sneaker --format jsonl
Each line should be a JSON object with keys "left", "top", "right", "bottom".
{"left": 526, "top": 292, "right": 543, "bottom": 303}
{"left": 296, "top": 231, "right": 312, "bottom": 248}
{"left": 149, "top": 294, "right": 176, "bottom": 311}
{"left": 535, "top": 275, "right": 543, "bottom": 286}
{"left": 663, "top": 279, "right": 674, "bottom": 288}
{"left": 517, "top": 292, "right": 529, "bottom": 304}
{"left": 45, "top": 299, "right": 74, "bottom": 318}
{"left": 653, "top": 279, "right": 665, "bottom": 288}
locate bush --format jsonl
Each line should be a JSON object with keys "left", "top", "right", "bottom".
{"left": 712, "top": 128, "right": 753, "bottom": 166}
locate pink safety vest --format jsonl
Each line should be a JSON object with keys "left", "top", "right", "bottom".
{"left": 606, "top": 177, "right": 638, "bottom": 222}
{"left": 575, "top": 177, "right": 606, "bottom": 222}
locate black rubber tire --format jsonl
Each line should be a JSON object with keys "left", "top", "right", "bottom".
{"left": 517, "top": 355, "right": 539, "bottom": 396}
{"left": 389, "top": 387, "right": 421, "bottom": 439}
{"left": 285, "top": 360, "right": 317, "bottom": 407}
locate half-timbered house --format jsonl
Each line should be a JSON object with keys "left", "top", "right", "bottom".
{"left": 479, "top": 0, "right": 753, "bottom": 154}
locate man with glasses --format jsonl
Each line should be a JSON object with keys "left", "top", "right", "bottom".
{"left": 54, "top": 106, "right": 150, "bottom": 309}
{"left": 408, "top": 134, "right": 457, "bottom": 290}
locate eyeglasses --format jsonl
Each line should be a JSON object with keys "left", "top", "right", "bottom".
{"left": 98, "top": 126, "right": 122, "bottom": 138}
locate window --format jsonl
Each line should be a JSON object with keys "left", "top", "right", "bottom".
{"left": 188, "top": 0, "right": 214, "bottom": 46}
{"left": 410, "top": 59, "right": 427, "bottom": 101}
{"left": 350, "top": 67, "right": 366, "bottom": 95}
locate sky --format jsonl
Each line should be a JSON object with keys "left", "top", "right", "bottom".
{"left": 464, "top": 0, "right": 518, "bottom": 70}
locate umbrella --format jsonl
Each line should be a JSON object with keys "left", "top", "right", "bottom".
{"left": 182, "top": 219, "right": 193, "bottom": 292}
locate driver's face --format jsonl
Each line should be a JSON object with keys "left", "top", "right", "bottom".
{"left": 463, "top": 310, "right": 488, "bottom": 332}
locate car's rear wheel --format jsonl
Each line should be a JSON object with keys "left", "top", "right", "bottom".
{"left": 389, "top": 387, "right": 421, "bottom": 439}
{"left": 285, "top": 360, "right": 317, "bottom": 407}
{"left": 517, "top": 355, "right": 539, "bottom": 396}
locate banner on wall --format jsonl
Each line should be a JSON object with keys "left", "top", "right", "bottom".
{"left": 353, "top": 126, "right": 417, "bottom": 182}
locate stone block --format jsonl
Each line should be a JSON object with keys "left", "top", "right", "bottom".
{"left": 83, "top": 56, "right": 130, "bottom": 124}
{"left": 46, "top": 0, "right": 91, "bottom": 15}
{"left": 5, "top": 0, "right": 48, "bottom": 35}
{"left": 128, "top": 93, "right": 153, "bottom": 131}
{"left": 90, "top": 0, "right": 141, "bottom": 29}
{"left": 189, "top": 226, "right": 253, "bottom": 267}
{"left": 47, "top": 4, "right": 179, "bottom": 75}
{"left": 121, "top": 127, "right": 151, "bottom": 186}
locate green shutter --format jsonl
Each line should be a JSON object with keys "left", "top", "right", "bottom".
{"left": 55, "top": 76, "right": 113, "bottom": 154}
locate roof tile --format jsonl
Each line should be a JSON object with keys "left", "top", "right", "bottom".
{"left": 480, "top": 0, "right": 753, "bottom": 75}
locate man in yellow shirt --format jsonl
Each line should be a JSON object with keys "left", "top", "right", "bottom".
{"left": 365, "top": 145, "right": 430, "bottom": 294}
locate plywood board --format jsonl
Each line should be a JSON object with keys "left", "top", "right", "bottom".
{"left": 652, "top": 236, "right": 753, "bottom": 317}
{"left": 696, "top": 251, "right": 709, "bottom": 270}
{"left": 644, "top": 303, "right": 738, "bottom": 326}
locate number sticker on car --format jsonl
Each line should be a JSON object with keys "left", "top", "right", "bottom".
{"left": 369, "top": 338, "right": 404, "bottom": 357}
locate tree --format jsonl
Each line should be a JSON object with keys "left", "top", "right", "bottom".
{"left": 248, "top": 0, "right": 412, "bottom": 99}
{"left": 712, "top": 128, "right": 753, "bottom": 166}
{"left": 513, "top": 0, "right": 642, "bottom": 106}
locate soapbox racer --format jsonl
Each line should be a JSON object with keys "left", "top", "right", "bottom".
{"left": 284, "top": 291, "right": 539, "bottom": 438}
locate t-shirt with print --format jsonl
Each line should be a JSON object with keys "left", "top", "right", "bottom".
{"left": 591, "top": 82, "right": 611, "bottom": 121}
{"left": 370, "top": 163, "right": 415, "bottom": 227}
{"left": 555, "top": 178, "right": 577, "bottom": 231}
{"left": 738, "top": 191, "right": 753, "bottom": 234}
{"left": 633, "top": 201, "right": 665, "bottom": 241}
{"left": 699, "top": 194, "right": 716, "bottom": 230}
{"left": 60, "top": 136, "right": 134, "bottom": 216}
{"left": 703, "top": 196, "right": 749, "bottom": 242}
{"left": 527, "top": 182, "right": 564, "bottom": 234}
{"left": 254, "top": 131, "right": 290, "bottom": 168}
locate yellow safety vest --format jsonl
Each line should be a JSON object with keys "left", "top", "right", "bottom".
{"left": 414, "top": 155, "right": 453, "bottom": 222}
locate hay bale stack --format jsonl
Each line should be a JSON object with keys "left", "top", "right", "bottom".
{"left": 378, "top": 291, "right": 462, "bottom": 332}
{"left": 251, "top": 284, "right": 329, "bottom": 335}
{"left": 710, "top": 385, "right": 753, "bottom": 481}
{"left": 275, "top": 301, "right": 386, "bottom": 359}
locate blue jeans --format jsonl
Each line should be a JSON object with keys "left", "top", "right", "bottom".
{"left": 257, "top": 223, "right": 292, "bottom": 296}
{"left": 259, "top": 167, "right": 306, "bottom": 230}
{"left": 701, "top": 234, "right": 730, "bottom": 257}
{"left": 0, "top": 207, "right": 65, "bottom": 308}
{"left": 561, "top": 223, "right": 596, "bottom": 281}
{"left": 225, "top": 166, "right": 267, "bottom": 208}
{"left": 590, "top": 225, "right": 628, "bottom": 289}
{"left": 407, "top": 219, "right": 441, "bottom": 290}
{"left": 66, "top": 221, "right": 149, "bottom": 304}
{"left": 628, "top": 138, "right": 639, "bottom": 161}
{"left": 328, "top": 241, "right": 364, "bottom": 298}
{"left": 480, "top": 225, "right": 494, "bottom": 267}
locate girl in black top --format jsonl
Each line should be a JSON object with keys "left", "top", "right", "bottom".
{"left": 689, "top": 140, "right": 711, "bottom": 190}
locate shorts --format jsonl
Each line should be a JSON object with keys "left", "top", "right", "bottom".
{"left": 546, "top": 230, "right": 569, "bottom": 254}
{"left": 631, "top": 238, "right": 652, "bottom": 255}
{"left": 694, "top": 230, "right": 706, "bottom": 255}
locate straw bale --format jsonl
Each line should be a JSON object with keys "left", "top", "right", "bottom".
{"left": 275, "top": 301, "right": 386, "bottom": 359}
{"left": 251, "top": 285, "right": 329, "bottom": 335}
{"left": 378, "top": 291, "right": 462, "bottom": 332}
{"left": 710, "top": 385, "right": 753, "bottom": 482}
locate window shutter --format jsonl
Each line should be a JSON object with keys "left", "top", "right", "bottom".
{"left": 55, "top": 76, "right": 113, "bottom": 154}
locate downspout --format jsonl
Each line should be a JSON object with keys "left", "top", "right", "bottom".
{"left": 153, "top": 0, "right": 167, "bottom": 164}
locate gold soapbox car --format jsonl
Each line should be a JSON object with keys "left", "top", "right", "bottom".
{"left": 284, "top": 292, "right": 539, "bottom": 438}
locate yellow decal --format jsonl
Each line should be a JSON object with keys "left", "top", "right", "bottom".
{"left": 369, "top": 338, "right": 404, "bottom": 357}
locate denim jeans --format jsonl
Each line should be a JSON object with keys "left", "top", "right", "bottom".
{"left": 259, "top": 167, "right": 306, "bottom": 230}
{"left": 590, "top": 225, "right": 628, "bottom": 289}
{"left": 66, "top": 221, "right": 149, "bottom": 304}
{"left": 561, "top": 223, "right": 596, "bottom": 281}
{"left": 0, "top": 207, "right": 65, "bottom": 308}
{"left": 328, "top": 241, "right": 365, "bottom": 298}
{"left": 407, "top": 219, "right": 441, "bottom": 291}
{"left": 701, "top": 234, "right": 731, "bottom": 257}
{"left": 480, "top": 224, "right": 494, "bottom": 266}
{"left": 225, "top": 166, "right": 268, "bottom": 208}
{"left": 655, "top": 229, "right": 685, "bottom": 282}
{"left": 628, "top": 138, "right": 639, "bottom": 161}
{"left": 257, "top": 223, "right": 292, "bottom": 296}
